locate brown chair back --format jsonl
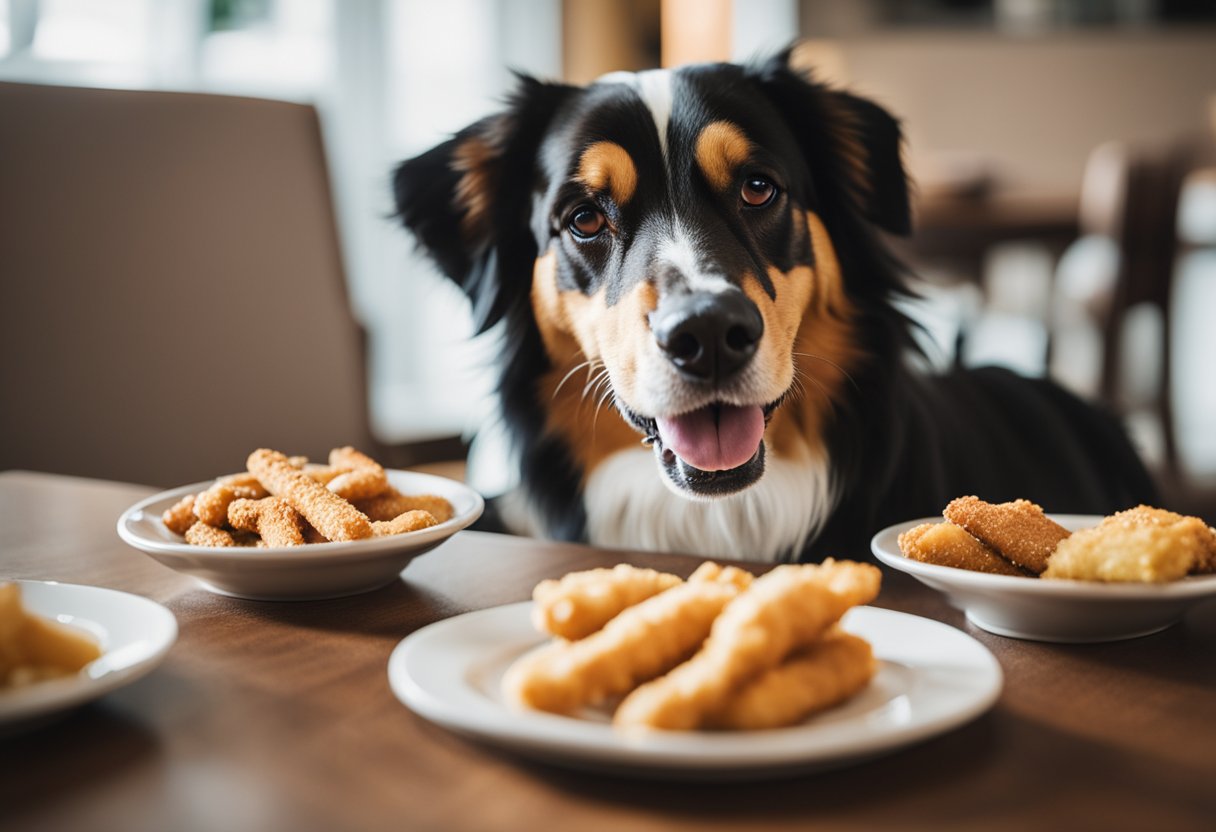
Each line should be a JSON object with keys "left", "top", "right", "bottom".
{"left": 0, "top": 82, "right": 375, "bottom": 486}
{"left": 1078, "top": 140, "right": 1193, "bottom": 476}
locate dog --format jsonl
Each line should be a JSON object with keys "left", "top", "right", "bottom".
{"left": 393, "top": 50, "right": 1156, "bottom": 562}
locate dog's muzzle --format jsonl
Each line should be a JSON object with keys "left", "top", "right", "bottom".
{"left": 625, "top": 289, "right": 776, "bottom": 498}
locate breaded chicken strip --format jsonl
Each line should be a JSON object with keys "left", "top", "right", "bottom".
{"left": 531, "top": 563, "right": 684, "bottom": 640}
{"left": 325, "top": 446, "right": 390, "bottom": 501}
{"left": 162, "top": 494, "right": 197, "bottom": 536}
{"left": 371, "top": 509, "right": 437, "bottom": 536}
{"left": 944, "top": 496, "right": 1070, "bottom": 574}
{"left": 354, "top": 489, "right": 454, "bottom": 524}
{"left": 710, "top": 630, "right": 876, "bottom": 730}
{"left": 184, "top": 521, "right": 238, "bottom": 547}
{"left": 193, "top": 475, "right": 269, "bottom": 527}
{"left": 899, "top": 521, "right": 1027, "bottom": 576}
{"left": 501, "top": 565, "right": 751, "bottom": 714}
{"left": 228, "top": 497, "right": 305, "bottom": 548}
{"left": 247, "top": 448, "right": 372, "bottom": 542}
{"left": 613, "top": 560, "right": 880, "bottom": 731}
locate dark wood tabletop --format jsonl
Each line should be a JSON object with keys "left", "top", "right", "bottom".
{"left": 2, "top": 470, "right": 1214, "bottom": 832}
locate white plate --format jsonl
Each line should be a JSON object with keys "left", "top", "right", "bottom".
{"left": 0, "top": 580, "right": 177, "bottom": 730}
{"left": 387, "top": 602, "right": 1002, "bottom": 780}
{"left": 872, "top": 515, "right": 1216, "bottom": 642}
{"left": 117, "top": 470, "right": 484, "bottom": 601}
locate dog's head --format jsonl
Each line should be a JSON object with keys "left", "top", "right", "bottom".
{"left": 395, "top": 52, "right": 910, "bottom": 505}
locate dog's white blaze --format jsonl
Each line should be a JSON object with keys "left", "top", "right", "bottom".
{"left": 636, "top": 70, "right": 674, "bottom": 157}
{"left": 595, "top": 68, "right": 673, "bottom": 158}
{"left": 583, "top": 447, "right": 836, "bottom": 562}
{"left": 657, "top": 225, "right": 734, "bottom": 295}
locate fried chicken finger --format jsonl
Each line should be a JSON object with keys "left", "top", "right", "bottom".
{"left": 501, "top": 566, "right": 751, "bottom": 715}
{"left": 710, "top": 630, "right": 876, "bottom": 730}
{"left": 228, "top": 497, "right": 306, "bottom": 548}
{"left": 184, "top": 521, "right": 238, "bottom": 548}
{"left": 944, "top": 496, "right": 1070, "bottom": 574}
{"left": 247, "top": 448, "right": 372, "bottom": 542}
{"left": 326, "top": 446, "right": 389, "bottom": 501}
{"left": 162, "top": 494, "right": 197, "bottom": 536}
{"left": 354, "top": 489, "right": 455, "bottom": 524}
{"left": 371, "top": 510, "right": 437, "bottom": 536}
{"left": 899, "top": 522, "right": 1026, "bottom": 576}
{"left": 194, "top": 477, "right": 270, "bottom": 527}
{"left": 531, "top": 564, "right": 684, "bottom": 640}
{"left": 613, "top": 559, "right": 880, "bottom": 731}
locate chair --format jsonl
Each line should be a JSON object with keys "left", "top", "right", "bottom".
{"left": 0, "top": 81, "right": 381, "bottom": 487}
{"left": 1055, "top": 132, "right": 1216, "bottom": 513}
{"left": 1053, "top": 137, "right": 1216, "bottom": 492}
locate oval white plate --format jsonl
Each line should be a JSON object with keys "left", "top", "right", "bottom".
{"left": 0, "top": 580, "right": 177, "bottom": 730}
{"left": 872, "top": 515, "right": 1216, "bottom": 642}
{"left": 388, "top": 602, "right": 1001, "bottom": 780}
{"left": 117, "top": 470, "right": 484, "bottom": 601}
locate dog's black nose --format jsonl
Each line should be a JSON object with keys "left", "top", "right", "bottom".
{"left": 651, "top": 290, "right": 764, "bottom": 381}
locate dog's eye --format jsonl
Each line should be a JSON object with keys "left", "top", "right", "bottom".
{"left": 741, "top": 177, "right": 777, "bottom": 208}
{"left": 568, "top": 205, "right": 607, "bottom": 239}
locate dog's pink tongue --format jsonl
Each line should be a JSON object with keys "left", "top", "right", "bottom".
{"left": 655, "top": 405, "right": 765, "bottom": 471}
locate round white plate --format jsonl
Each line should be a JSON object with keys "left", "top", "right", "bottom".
{"left": 872, "top": 515, "right": 1216, "bottom": 642}
{"left": 387, "top": 602, "right": 1002, "bottom": 780}
{"left": 0, "top": 580, "right": 177, "bottom": 730}
{"left": 117, "top": 469, "right": 484, "bottom": 601}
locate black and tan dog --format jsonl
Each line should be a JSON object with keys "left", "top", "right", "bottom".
{"left": 393, "top": 51, "right": 1155, "bottom": 562}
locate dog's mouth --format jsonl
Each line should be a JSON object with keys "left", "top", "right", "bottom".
{"left": 621, "top": 397, "right": 784, "bottom": 498}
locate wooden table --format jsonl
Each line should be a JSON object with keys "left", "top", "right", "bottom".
{"left": 2, "top": 471, "right": 1214, "bottom": 832}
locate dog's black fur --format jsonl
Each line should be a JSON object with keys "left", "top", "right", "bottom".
{"left": 393, "top": 51, "right": 1156, "bottom": 560}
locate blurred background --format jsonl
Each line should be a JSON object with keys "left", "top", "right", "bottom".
{"left": 1, "top": 0, "right": 1214, "bottom": 518}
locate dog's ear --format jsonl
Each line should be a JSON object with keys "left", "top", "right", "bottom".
{"left": 393, "top": 75, "right": 577, "bottom": 332}
{"left": 749, "top": 51, "right": 911, "bottom": 236}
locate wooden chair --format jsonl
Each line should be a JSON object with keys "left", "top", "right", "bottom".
{"left": 1059, "top": 138, "right": 1214, "bottom": 488}
{"left": 1098, "top": 143, "right": 1191, "bottom": 478}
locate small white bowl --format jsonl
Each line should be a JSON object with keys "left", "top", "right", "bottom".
{"left": 871, "top": 515, "right": 1216, "bottom": 643}
{"left": 117, "top": 470, "right": 483, "bottom": 601}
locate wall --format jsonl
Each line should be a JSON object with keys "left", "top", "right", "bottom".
{"left": 796, "top": 27, "right": 1216, "bottom": 196}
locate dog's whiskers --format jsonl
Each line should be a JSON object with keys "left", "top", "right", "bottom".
{"left": 789, "top": 355, "right": 829, "bottom": 406}
{"left": 553, "top": 359, "right": 602, "bottom": 400}
{"left": 785, "top": 370, "right": 809, "bottom": 405}
{"left": 579, "top": 365, "right": 611, "bottom": 407}
{"left": 792, "top": 351, "right": 860, "bottom": 393}
{"left": 591, "top": 379, "right": 619, "bottom": 433}
{"left": 587, "top": 370, "right": 612, "bottom": 405}
{"left": 552, "top": 362, "right": 619, "bottom": 436}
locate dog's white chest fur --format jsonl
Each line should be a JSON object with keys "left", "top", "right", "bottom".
{"left": 581, "top": 447, "right": 834, "bottom": 562}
